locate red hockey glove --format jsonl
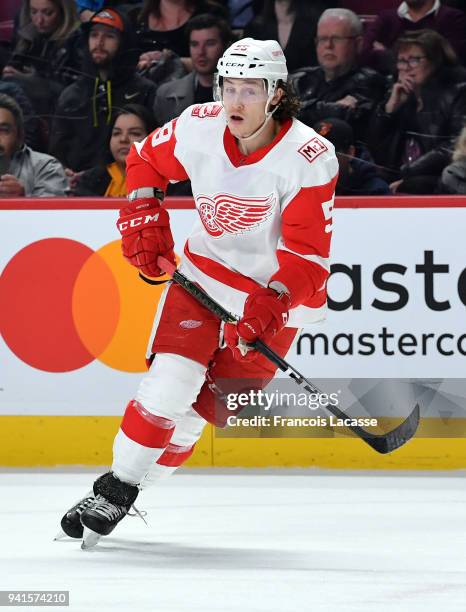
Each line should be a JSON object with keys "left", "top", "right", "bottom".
{"left": 225, "top": 287, "right": 291, "bottom": 361}
{"left": 117, "top": 193, "right": 175, "bottom": 277}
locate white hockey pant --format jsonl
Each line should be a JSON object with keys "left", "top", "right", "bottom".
{"left": 112, "top": 353, "right": 208, "bottom": 485}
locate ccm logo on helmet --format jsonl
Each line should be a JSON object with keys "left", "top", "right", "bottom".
{"left": 118, "top": 213, "right": 160, "bottom": 231}
{"left": 225, "top": 62, "right": 246, "bottom": 67}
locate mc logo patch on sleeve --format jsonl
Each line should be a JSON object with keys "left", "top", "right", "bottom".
{"left": 298, "top": 137, "right": 328, "bottom": 164}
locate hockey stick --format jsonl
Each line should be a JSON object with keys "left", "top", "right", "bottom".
{"left": 143, "top": 257, "right": 420, "bottom": 454}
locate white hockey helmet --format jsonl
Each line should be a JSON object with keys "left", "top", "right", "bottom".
{"left": 214, "top": 38, "right": 288, "bottom": 103}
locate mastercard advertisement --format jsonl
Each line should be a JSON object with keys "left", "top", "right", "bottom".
{"left": 1, "top": 237, "right": 169, "bottom": 373}
{"left": 0, "top": 207, "right": 196, "bottom": 416}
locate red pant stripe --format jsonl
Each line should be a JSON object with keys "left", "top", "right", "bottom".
{"left": 156, "top": 443, "right": 195, "bottom": 467}
{"left": 121, "top": 400, "right": 175, "bottom": 448}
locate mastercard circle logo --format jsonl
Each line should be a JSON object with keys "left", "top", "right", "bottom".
{"left": 0, "top": 238, "right": 170, "bottom": 373}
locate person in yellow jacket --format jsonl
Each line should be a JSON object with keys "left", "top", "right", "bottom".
{"left": 72, "top": 104, "right": 155, "bottom": 196}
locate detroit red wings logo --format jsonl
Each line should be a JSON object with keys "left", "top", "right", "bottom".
{"left": 191, "top": 103, "right": 222, "bottom": 118}
{"left": 196, "top": 193, "right": 276, "bottom": 238}
{"left": 231, "top": 44, "right": 250, "bottom": 52}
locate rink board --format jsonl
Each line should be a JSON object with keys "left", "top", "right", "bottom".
{"left": 0, "top": 416, "right": 465, "bottom": 469}
{"left": 0, "top": 197, "right": 465, "bottom": 468}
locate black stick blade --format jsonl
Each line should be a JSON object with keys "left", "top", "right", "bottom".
{"left": 362, "top": 404, "right": 420, "bottom": 454}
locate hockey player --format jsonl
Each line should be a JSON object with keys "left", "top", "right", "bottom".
{"left": 59, "top": 38, "right": 338, "bottom": 547}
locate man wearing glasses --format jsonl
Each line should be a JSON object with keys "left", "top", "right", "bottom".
{"left": 291, "top": 9, "right": 385, "bottom": 148}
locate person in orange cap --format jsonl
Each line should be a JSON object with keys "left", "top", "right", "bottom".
{"left": 49, "top": 7, "right": 156, "bottom": 180}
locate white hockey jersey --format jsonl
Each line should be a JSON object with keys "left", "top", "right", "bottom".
{"left": 126, "top": 102, "right": 338, "bottom": 326}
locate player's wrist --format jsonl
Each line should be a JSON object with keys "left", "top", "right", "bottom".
{"left": 267, "top": 281, "right": 291, "bottom": 303}
{"left": 269, "top": 264, "right": 316, "bottom": 307}
{"left": 127, "top": 187, "right": 164, "bottom": 203}
{"left": 122, "top": 187, "right": 164, "bottom": 215}
{"left": 120, "top": 199, "right": 161, "bottom": 217}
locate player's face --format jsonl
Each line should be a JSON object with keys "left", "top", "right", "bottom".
{"left": 30, "top": 0, "right": 61, "bottom": 35}
{"left": 88, "top": 25, "right": 120, "bottom": 66}
{"left": 190, "top": 27, "right": 224, "bottom": 76}
{"left": 0, "top": 108, "right": 20, "bottom": 160}
{"left": 222, "top": 78, "right": 270, "bottom": 138}
{"left": 316, "top": 17, "right": 361, "bottom": 77}
{"left": 110, "top": 113, "right": 148, "bottom": 166}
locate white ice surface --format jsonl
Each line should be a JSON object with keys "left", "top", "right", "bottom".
{"left": 1, "top": 471, "right": 465, "bottom": 612}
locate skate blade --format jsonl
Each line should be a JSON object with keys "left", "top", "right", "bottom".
{"left": 81, "top": 527, "right": 102, "bottom": 550}
{"left": 53, "top": 529, "right": 68, "bottom": 541}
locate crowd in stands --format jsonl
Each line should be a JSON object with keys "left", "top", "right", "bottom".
{"left": 0, "top": 0, "right": 465, "bottom": 198}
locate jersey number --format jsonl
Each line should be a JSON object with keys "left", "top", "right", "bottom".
{"left": 151, "top": 121, "right": 174, "bottom": 148}
{"left": 322, "top": 197, "right": 334, "bottom": 233}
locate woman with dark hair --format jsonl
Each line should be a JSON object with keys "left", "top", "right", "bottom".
{"left": 243, "top": 0, "right": 336, "bottom": 72}
{"left": 72, "top": 105, "right": 156, "bottom": 196}
{"left": 369, "top": 29, "right": 466, "bottom": 194}
{"left": 131, "top": 0, "right": 228, "bottom": 70}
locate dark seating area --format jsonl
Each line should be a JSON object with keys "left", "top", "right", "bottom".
{"left": 0, "top": 0, "right": 465, "bottom": 197}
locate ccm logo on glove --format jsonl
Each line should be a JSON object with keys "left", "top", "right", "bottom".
{"left": 117, "top": 199, "right": 175, "bottom": 277}
{"left": 118, "top": 211, "right": 161, "bottom": 233}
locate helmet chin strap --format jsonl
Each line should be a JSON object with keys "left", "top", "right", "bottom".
{"left": 236, "top": 104, "right": 280, "bottom": 142}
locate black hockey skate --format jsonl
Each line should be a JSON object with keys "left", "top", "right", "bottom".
{"left": 80, "top": 472, "right": 139, "bottom": 549}
{"left": 55, "top": 491, "right": 96, "bottom": 540}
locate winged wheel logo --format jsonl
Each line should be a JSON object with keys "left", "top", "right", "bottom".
{"left": 196, "top": 193, "right": 276, "bottom": 238}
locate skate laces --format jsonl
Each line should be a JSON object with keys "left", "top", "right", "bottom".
{"left": 70, "top": 492, "right": 95, "bottom": 516}
{"left": 128, "top": 504, "right": 148, "bottom": 526}
{"left": 92, "top": 494, "right": 127, "bottom": 522}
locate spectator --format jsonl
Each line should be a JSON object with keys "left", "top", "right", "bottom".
{"left": 132, "top": 0, "right": 228, "bottom": 69}
{"left": 291, "top": 8, "right": 386, "bottom": 145}
{"left": 49, "top": 7, "right": 156, "bottom": 176}
{"left": 154, "top": 13, "right": 232, "bottom": 125}
{"left": 362, "top": 0, "right": 466, "bottom": 72}
{"left": 3, "top": 0, "right": 82, "bottom": 115}
{"left": 315, "top": 117, "right": 390, "bottom": 195}
{"left": 73, "top": 104, "right": 155, "bottom": 196}
{"left": 369, "top": 30, "right": 466, "bottom": 194}
{"left": 0, "top": 93, "right": 67, "bottom": 197}
{"left": 243, "top": 1, "right": 334, "bottom": 72}
{"left": 0, "top": 80, "right": 45, "bottom": 151}
{"left": 440, "top": 126, "right": 466, "bottom": 195}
